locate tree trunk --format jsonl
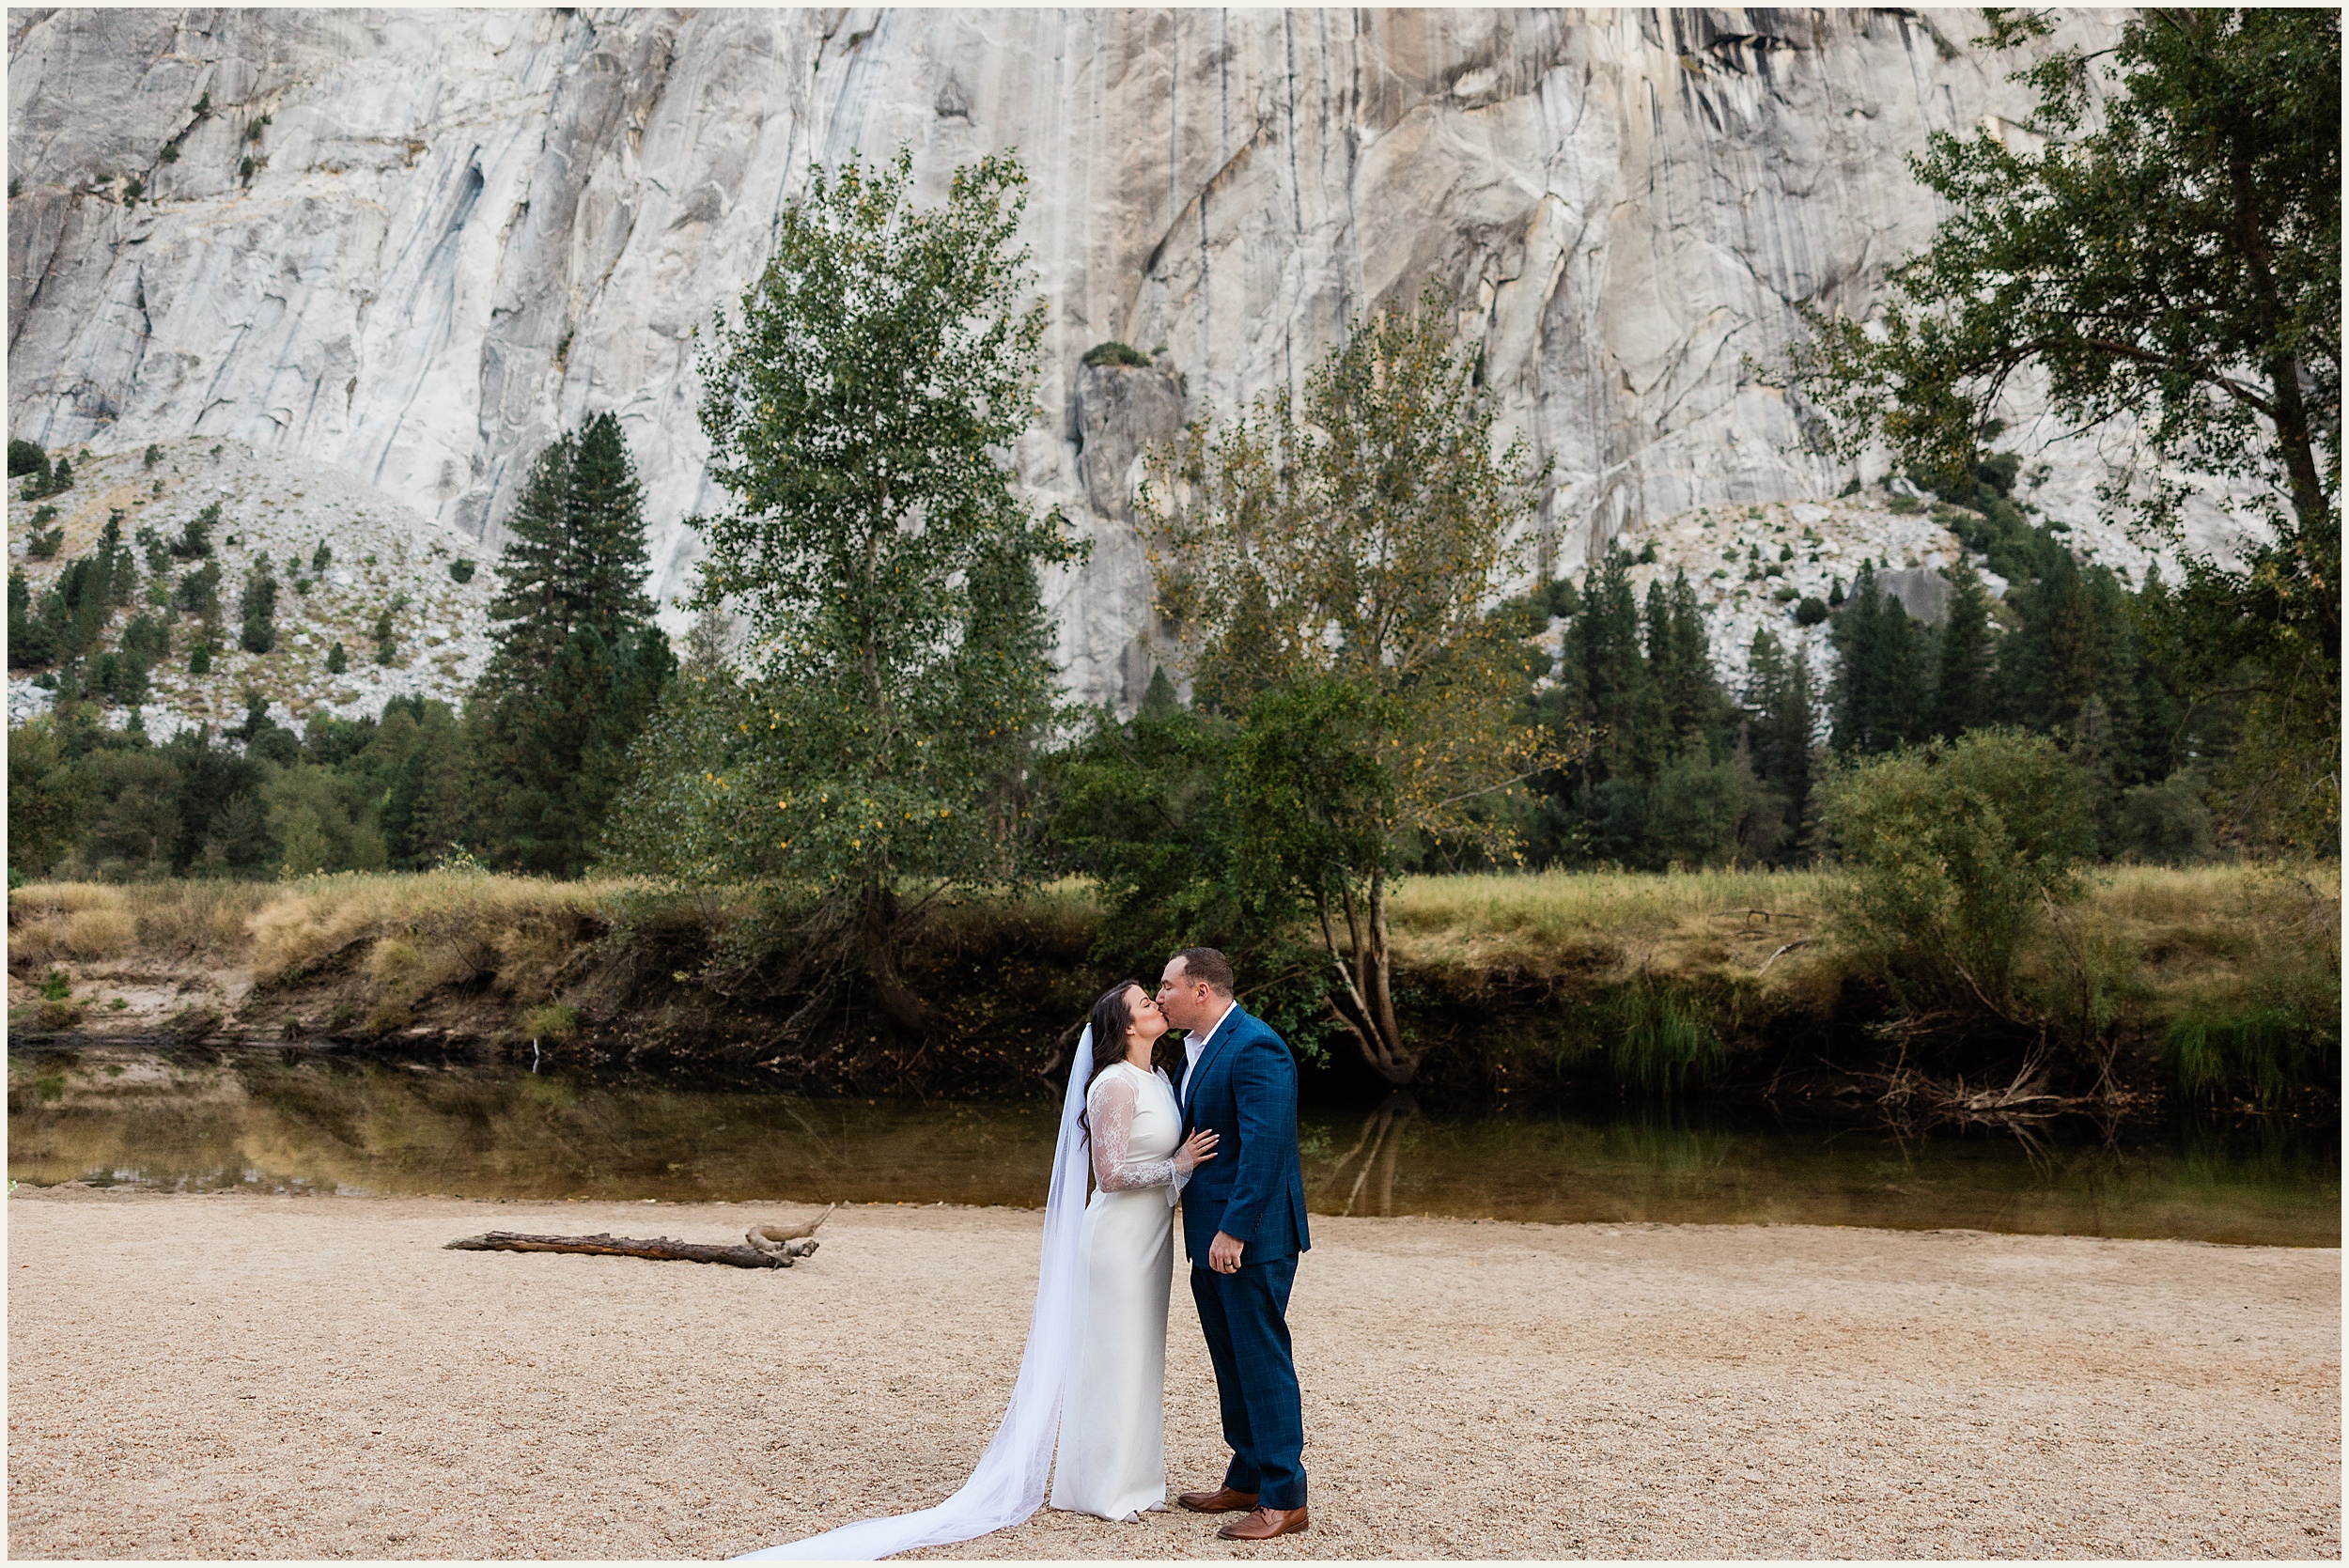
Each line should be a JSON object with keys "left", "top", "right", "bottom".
{"left": 859, "top": 879, "right": 936, "bottom": 1032}
{"left": 443, "top": 1231, "right": 817, "bottom": 1268}
{"left": 1314, "top": 879, "right": 1423, "bottom": 1085}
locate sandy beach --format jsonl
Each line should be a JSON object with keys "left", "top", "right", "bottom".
{"left": 7, "top": 1186, "right": 2337, "bottom": 1559}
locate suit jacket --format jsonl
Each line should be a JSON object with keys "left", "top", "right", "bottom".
{"left": 1178, "top": 1003, "right": 1310, "bottom": 1268}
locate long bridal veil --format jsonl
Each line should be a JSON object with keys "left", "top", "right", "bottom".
{"left": 737, "top": 1026, "right": 1095, "bottom": 1560}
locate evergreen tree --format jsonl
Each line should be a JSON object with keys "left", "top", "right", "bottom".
{"left": 1659, "top": 569, "right": 1720, "bottom": 760}
{"left": 1577, "top": 547, "right": 1666, "bottom": 784}
{"left": 1745, "top": 628, "right": 1817, "bottom": 857}
{"left": 1828, "top": 564, "right": 1929, "bottom": 755}
{"left": 1931, "top": 554, "right": 1998, "bottom": 738}
{"left": 470, "top": 412, "right": 670, "bottom": 876}
{"left": 237, "top": 562, "right": 277, "bottom": 654}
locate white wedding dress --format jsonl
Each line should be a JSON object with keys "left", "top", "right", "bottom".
{"left": 1049, "top": 1062, "right": 1188, "bottom": 1522}
{"left": 739, "top": 1026, "right": 1166, "bottom": 1560}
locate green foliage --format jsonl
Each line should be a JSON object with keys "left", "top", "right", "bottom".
{"left": 1608, "top": 978, "right": 1723, "bottom": 1093}
{"left": 1741, "top": 629, "right": 1817, "bottom": 862}
{"left": 483, "top": 411, "right": 656, "bottom": 679}
{"left": 310, "top": 539, "right": 331, "bottom": 574}
{"left": 2164, "top": 1008, "right": 2315, "bottom": 1106}
{"left": 1828, "top": 564, "right": 1929, "bottom": 755}
{"left": 324, "top": 640, "right": 346, "bottom": 675}
{"left": 448, "top": 557, "right": 474, "bottom": 583}
{"left": 1793, "top": 8, "right": 2340, "bottom": 852}
{"left": 8, "top": 439, "right": 47, "bottom": 478}
{"left": 468, "top": 413, "right": 671, "bottom": 877}
{"left": 1138, "top": 288, "right": 1563, "bottom": 1079}
{"left": 648, "top": 149, "right": 1070, "bottom": 898}
{"left": 142, "top": 443, "right": 162, "bottom": 468}
{"left": 1820, "top": 728, "right": 2095, "bottom": 1013}
{"left": 187, "top": 642, "right": 210, "bottom": 675}
{"left": 171, "top": 502, "right": 216, "bottom": 560}
{"left": 8, "top": 569, "right": 54, "bottom": 667}
{"left": 372, "top": 606, "right": 397, "bottom": 665}
{"left": 236, "top": 562, "right": 276, "bottom": 654}
{"left": 1081, "top": 340, "right": 1152, "bottom": 368}
{"left": 2118, "top": 769, "right": 2215, "bottom": 864}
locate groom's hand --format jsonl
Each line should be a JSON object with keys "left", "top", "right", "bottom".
{"left": 1208, "top": 1231, "right": 1244, "bottom": 1273}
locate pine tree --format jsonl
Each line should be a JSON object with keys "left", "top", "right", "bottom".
{"left": 470, "top": 411, "right": 670, "bottom": 875}
{"left": 1828, "top": 563, "right": 1928, "bottom": 754}
{"left": 237, "top": 563, "right": 277, "bottom": 654}
{"left": 1931, "top": 554, "right": 1997, "bottom": 737}
{"left": 565, "top": 411, "right": 657, "bottom": 643}
{"left": 1578, "top": 547, "right": 1666, "bottom": 784}
{"left": 484, "top": 433, "right": 576, "bottom": 677}
{"left": 1744, "top": 628, "right": 1818, "bottom": 860}
{"left": 1661, "top": 569, "right": 1719, "bottom": 760}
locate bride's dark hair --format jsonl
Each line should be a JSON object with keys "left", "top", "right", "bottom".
{"left": 1078, "top": 981, "right": 1144, "bottom": 1139}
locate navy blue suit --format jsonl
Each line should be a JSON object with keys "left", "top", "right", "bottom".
{"left": 1179, "top": 1003, "right": 1310, "bottom": 1510}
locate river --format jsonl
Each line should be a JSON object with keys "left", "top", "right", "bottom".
{"left": 8, "top": 1045, "right": 2336, "bottom": 1247}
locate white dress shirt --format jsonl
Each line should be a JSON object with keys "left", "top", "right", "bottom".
{"left": 1179, "top": 999, "right": 1237, "bottom": 1106}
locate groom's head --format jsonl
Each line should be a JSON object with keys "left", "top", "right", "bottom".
{"left": 1155, "top": 947, "right": 1234, "bottom": 1032}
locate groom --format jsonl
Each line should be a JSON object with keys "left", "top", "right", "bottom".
{"left": 1157, "top": 947, "right": 1311, "bottom": 1542}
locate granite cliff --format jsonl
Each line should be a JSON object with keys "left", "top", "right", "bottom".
{"left": 10, "top": 7, "right": 2155, "bottom": 714}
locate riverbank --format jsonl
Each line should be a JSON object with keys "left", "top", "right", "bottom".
{"left": 7, "top": 863, "right": 2338, "bottom": 1112}
{"left": 7, "top": 1187, "right": 2337, "bottom": 1558}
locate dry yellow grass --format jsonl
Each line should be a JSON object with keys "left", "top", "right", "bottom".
{"left": 1384, "top": 866, "right": 1838, "bottom": 997}
{"left": 245, "top": 871, "right": 638, "bottom": 982}
{"left": 8, "top": 864, "right": 2327, "bottom": 1040}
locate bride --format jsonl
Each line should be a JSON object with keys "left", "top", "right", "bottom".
{"left": 740, "top": 982, "right": 1213, "bottom": 1560}
{"left": 1050, "top": 982, "right": 1218, "bottom": 1521}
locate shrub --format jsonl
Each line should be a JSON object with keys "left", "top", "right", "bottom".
{"left": 1081, "top": 340, "right": 1152, "bottom": 369}
{"left": 143, "top": 444, "right": 162, "bottom": 468}
{"left": 448, "top": 557, "right": 474, "bottom": 582}
{"left": 373, "top": 608, "right": 397, "bottom": 664}
{"left": 1794, "top": 596, "right": 1828, "bottom": 626}
{"left": 519, "top": 1001, "right": 581, "bottom": 1043}
{"left": 26, "top": 521, "right": 63, "bottom": 559}
{"left": 8, "top": 439, "right": 46, "bottom": 477}
{"left": 310, "top": 540, "right": 331, "bottom": 573}
{"left": 1819, "top": 728, "right": 2094, "bottom": 1012}
{"left": 2117, "top": 770, "right": 2215, "bottom": 864}
{"left": 188, "top": 641, "right": 211, "bottom": 675}
{"left": 324, "top": 641, "right": 347, "bottom": 675}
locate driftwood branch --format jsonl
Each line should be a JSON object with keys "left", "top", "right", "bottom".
{"left": 445, "top": 1230, "right": 819, "bottom": 1269}
{"left": 750, "top": 1203, "right": 834, "bottom": 1244}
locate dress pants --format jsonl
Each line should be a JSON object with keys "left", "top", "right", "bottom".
{"left": 1189, "top": 1254, "right": 1305, "bottom": 1510}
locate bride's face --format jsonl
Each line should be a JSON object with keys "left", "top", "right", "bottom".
{"left": 1124, "top": 985, "right": 1169, "bottom": 1048}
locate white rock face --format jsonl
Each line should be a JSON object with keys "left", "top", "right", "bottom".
{"left": 10, "top": 8, "right": 2222, "bottom": 713}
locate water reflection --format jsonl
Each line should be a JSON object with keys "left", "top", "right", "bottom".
{"left": 8, "top": 1048, "right": 2337, "bottom": 1247}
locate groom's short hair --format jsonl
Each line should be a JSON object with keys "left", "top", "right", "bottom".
{"left": 1174, "top": 946, "right": 1235, "bottom": 996}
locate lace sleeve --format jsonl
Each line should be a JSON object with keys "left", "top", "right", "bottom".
{"left": 1089, "top": 1073, "right": 1183, "bottom": 1193}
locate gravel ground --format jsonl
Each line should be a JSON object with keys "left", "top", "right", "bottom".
{"left": 7, "top": 1188, "right": 2337, "bottom": 1559}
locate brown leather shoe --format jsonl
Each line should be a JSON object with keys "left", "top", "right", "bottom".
{"left": 1218, "top": 1505, "right": 1310, "bottom": 1541}
{"left": 1176, "top": 1486, "right": 1258, "bottom": 1514}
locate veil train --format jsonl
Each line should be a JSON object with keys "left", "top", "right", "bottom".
{"left": 736, "top": 1026, "right": 1096, "bottom": 1560}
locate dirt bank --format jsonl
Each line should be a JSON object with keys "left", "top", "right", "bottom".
{"left": 7, "top": 1188, "right": 2337, "bottom": 1558}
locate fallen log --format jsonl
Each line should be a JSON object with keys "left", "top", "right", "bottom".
{"left": 444, "top": 1231, "right": 818, "bottom": 1269}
